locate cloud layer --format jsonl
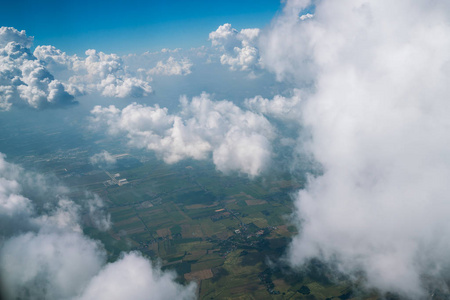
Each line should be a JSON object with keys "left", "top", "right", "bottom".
{"left": 261, "top": 0, "right": 450, "bottom": 297}
{"left": 0, "top": 153, "right": 196, "bottom": 300}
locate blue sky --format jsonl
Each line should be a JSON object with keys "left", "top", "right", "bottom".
{"left": 2, "top": 0, "right": 281, "bottom": 54}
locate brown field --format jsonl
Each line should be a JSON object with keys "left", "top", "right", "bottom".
{"left": 244, "top": 199, "right": 267, "bottom": 206}
{"left": 184, "top": 268, "right": 213, "bottom": 281}
{"left": 216, "top": 230, "right": 233, "bottom": 240}
{"left": 272, "top": 279, "right": 288, "bottom": 290}
{"left": 185, "top": 202, "right": 219, "bottom": 210}
{"left": 272, "top": 225, "right": 294, "bottom": 237}
{"left": 224, "top": 198, "right": 237, "bottom": 204}
{"left": 156, "top": 228, "right": 171, "bottom": 237}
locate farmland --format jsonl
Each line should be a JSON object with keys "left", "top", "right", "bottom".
{"left": 62, "top": 153, "right": 369, "bottom": 299}
{"left": 2, "top": 122, "right": 374, "bottom": 299}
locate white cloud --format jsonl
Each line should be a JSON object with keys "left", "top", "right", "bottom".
{"left": 259, "top": 2, "right": 316, "bottom": 82}
{"left": 0, "top": 27, "right": 76, "bottom": 110}
{"left": 212, "top": 129, "right": 272, "bottom": 176}
{"left": 299, "top": 13, "right": 314, "bottom": 21}
{"left": 209, "top": 23, "right": 261, "bottom": 71}
{"left": 34, "top": 45, "right": 75, "bottom": 70}
{"left": 90, "top": 92, "right": 274, "bottom": 177}
{"left": 0, "top": 153, "right": 196, "bottom": 300}
{"left": 161, "top": 48, "right": 181, "bottom": 53}
{"left": 219, "top": 45, "right": 259, "bottom": 72}
{"left": 90, "top": 150, "right": 117, "bottom": 168}
{"left": 0, "top": 153, "right": 33, "bottom": 219}
{"left": 147, "top": 56, "right": 193, "bottom": 76}
{"left": 0, "top": 176, "right": 33, "bottom": 218}
{"left": 0, "top": 27, "right": 33, "bottom": 48}
{"left": 98, "top": 74, "right": 152, "bottom": 98}
{"left": 1, "top": 231, "right": 106, "bottom": 300}
{"left": 245, "top": 88, "right": 303, "bottom": 121}
{"left": 261, "top": 0, "right": 450, "bottom": 297}
{"left": 34, "top": 45, "right": 153, "bottom": 99}
{"left": 85, "top": 194, "right": 112, "bottom": 232}
{"left": 69, "top": 49, "right": 152, "bottom": 98}
{"left": 0, "top": 155, "right": 105, "bottom": 300}
{"left": 78, "top": 252, "right": 196, "bottom": 300}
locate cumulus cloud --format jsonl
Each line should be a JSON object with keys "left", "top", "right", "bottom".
{"left": 90, "top": 93, "right": 274, "bottom": 177}
{"left": 0, "top": 27, "right": 33, "bottom": 48}
{"left": 34, "top": 45, "right": 153, "bottom": 98}
{"left": 34, "top": 45, "right": 75, "bottom": 71}
{"left": 245, "top": 88, "right": 303, "bottom": 122}
{"left": 70, "top": 49, "right": 152, "bottom": 98}
{"left": 0, "top": 154, "right": 195, "bottom": 300}
{"left": 90, "top": 150, "right": 117, "bottom": 168}
{"left": 261, "top": 0, "right": 450, "bottom": 297}
{"left": 209, "top": 23, "right": 261, "bottom": 71}
{"left": 0, "top": 172, "right": 33, "bottom": 219}
{"left": 0, "top": 27, "right": 76, "bottom": 110}
{"left": 147, "top": 56, "right": 193, "bottom": 76}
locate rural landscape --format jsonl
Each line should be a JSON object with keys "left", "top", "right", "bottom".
{"left": 3, "top": 0, "right": 450, "bottom": 299}
{"left": 1, "top": 113, "right": 370, "bottom": 299}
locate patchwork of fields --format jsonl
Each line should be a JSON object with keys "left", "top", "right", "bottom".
{"left": 75, "top": 156, "right": 369, "bottom": 299}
